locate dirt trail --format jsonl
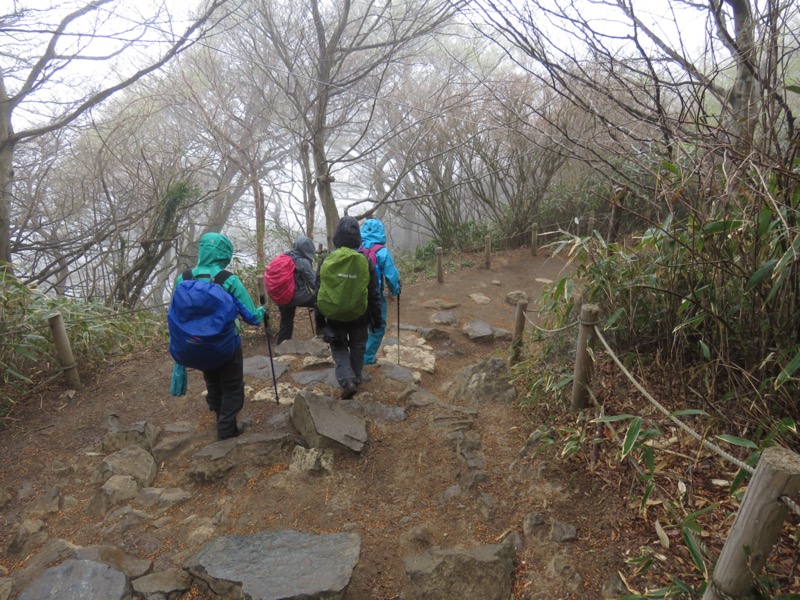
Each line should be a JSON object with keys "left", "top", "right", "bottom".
{"left": 0, "top": 248, "right": 646, "bottom": 599}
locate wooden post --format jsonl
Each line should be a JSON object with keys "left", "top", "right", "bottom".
{"left": 571, "top": 304, "right": 599, "bottom": 410}
{"left": 607, "top": 186, "right": 628, "bottom": 244}
{"left": 436, "top": 247, "right": 444, "bottom": 283}
{"left": 484, "top": 235, "right": 491, "bottom": 269}
{"left": 510, "top": 300, "right": 528, "bottom": 365}
{"left": 48, "top": 312, "right": 81, "bottom": 389}
{"left": 703, "top": 447, "right": 800, "bottom": 600}
{"left": 530, "top": 223, "right": 538, "bottom": 256}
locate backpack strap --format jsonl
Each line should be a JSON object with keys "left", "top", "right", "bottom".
{"left": 183, "top": 269, "right": 232, "bottom": 286}
{"left": 213, "top": 270, "right": 233, "bottom": 286}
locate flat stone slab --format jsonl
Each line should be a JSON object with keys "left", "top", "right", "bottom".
{"left": 290, "top": 368, "right": 339, "bottom": 387}
{"left": 184, "top": 530, "right": 361, "bottom": 600}
{"left": 422, "top": 299, "right": 460, "bottom": 310}
{"left": 377, "top": 362, "right": 420, "bottom": 385}
{"left": 243, "top": 355, "right": 290, "bottom": 380}
{"left": 462, "top": 321, "right": 494, "bottom": 341}
{"left": 430, "top": 310, "right": 459, "bottom": 326}
{"left": 274, "top": 339, "right": 329, "bottom": 357}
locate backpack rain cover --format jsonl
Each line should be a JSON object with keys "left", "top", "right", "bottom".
{"left": 317, "top": 247, "right": 370, "bottom": 321}
{"left": 168, "top": 271, "right": 239, "bottom": 370}
{"left": 264, "top": 254, "right": 296, "bottom": 305}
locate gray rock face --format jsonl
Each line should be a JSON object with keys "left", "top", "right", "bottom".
{"left": 72, "top": 545, "right": 153, "bottom": 578}
{"left": 189, "top": 432, "right": 295, "bottom": 481}
{"left": 377, "top": 361, "right": 417, "bottom": 384}
{"left": 462, "top": 321, "right": 494, "bottom": 341}
{"left": 291, "top": 391, "right": 368, "bottom": 453}
{"left": 18, "top": 559, "right": 131, "bottom": 600}
{"left": 184, "top": 530, "right": 361, "bottom": 600}
{"left": 87, "top": 475, "right": 139, "bottom": 516}
{"left": 289, "top": 446, "right": 333, "bottom": 475}
{"left": 243, "top": 355, "right": 290, "bottom": 380}
{"left": 398, "top": 384, "right": 440, "bottom": 408}
{"left": 445, "top": 358, "right": 516, "bottom": 405}
{"left": 92, "top": 445, "right": 158, "bottom": 488}
{"left": 131, "top": 570, "right": 189, "bottom": 600}
{"left": 403, "top": 543, "right": 514, "bottom": 600}
{"left": 430, "top": 310, "right": 459, "bottom": 326}
{"left": 102, "top": 421, "right": 160, "bottom": 453}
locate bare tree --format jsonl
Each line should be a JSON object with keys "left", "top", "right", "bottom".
{"left": 0, "top": 0, "right": 230, "bottom": 270}
{"left": 467, "top": 0, "right": 800, "bottom": 212}
{"left": 238, "top": 0, "right": 461, "bottom": 247}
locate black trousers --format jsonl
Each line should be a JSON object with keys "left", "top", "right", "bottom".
{"left": 277, "top": 298, "right": 316, "bottom": 345}
{"left": 202, "top": 345, "right": 244, "bottom": 440}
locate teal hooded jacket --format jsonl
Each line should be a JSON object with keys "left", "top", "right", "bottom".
{"left": 174, "top": 232, "right": 264, "bottom": 330}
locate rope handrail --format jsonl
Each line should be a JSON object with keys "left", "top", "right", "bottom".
{"left": 522, "top": 311, "right": 579, "bottom": 334}
{"left": 781, "top": 494, "right": 800, "bottom": 516}
{"left": 592, "top": 325, "right": 756, "bottom": 476}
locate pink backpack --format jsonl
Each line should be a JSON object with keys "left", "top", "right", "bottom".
{"left": 264, "top": 254, "right": 296, "bottom": 305}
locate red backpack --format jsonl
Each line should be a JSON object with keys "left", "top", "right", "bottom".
{"left": 264, "top": 254, "right": 296, "bottom": 305}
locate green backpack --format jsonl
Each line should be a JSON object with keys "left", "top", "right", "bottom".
{"left": 317, "top": 247, "right": 370, "bottom": 321}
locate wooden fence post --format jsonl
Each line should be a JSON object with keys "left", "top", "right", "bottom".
{"left": 531, "top": 224, "right": 538, "bottom": 256}
{"left": 703, "top": 447, "right": 800, "bottom": 600}
{"left": 571, "top": 304, "right": 599, "bottom": 410}
{"left": 510, "top": 300, "right": 529, "bottom": 365}
{"left": 484, "top": 235, "right": 491, "bottom": 269}
{"left": 436, "top": 247, "right": 444, "bottom": 283}
{"left": 48, "top": 312, "right": 81, "bottom": 389}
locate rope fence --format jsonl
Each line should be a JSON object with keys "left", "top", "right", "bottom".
{"left": 513, "top": 300, "right": 800, "bottom": 599}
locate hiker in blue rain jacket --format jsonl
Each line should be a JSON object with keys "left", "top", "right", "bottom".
{"left": 173, "top": 232, "right": 266, "bottom": 440}
{"left": 360, "top": 218, "right": 401, "bottom": 365}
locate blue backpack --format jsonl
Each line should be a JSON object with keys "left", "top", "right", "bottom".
{"left": 168, "top": 269, "right": 239, "bottom": 370}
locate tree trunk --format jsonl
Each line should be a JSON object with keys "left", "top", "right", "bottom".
{"left": 300, "top": 141, "right": 317, "bottom": 240}
{"left": 0, "top": 75, "right": 15, "bottom": 269}
{"left": 312, "top": 136, "right": 338, "bottom": 249}
{"left": 254, "top": 179, "right": 266, "bottom": 298}
{"left": 723, "top": 0, "right": 757, "bottom": 156}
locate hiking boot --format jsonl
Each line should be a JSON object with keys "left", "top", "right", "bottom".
{"left": 218, "top": 428, "right": 240, "bottom": 441}
{"left": 341, "top": 380, "right": 358, "bottom": 399}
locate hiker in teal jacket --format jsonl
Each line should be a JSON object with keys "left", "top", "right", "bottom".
{"left": 360, "top": 218, "right": 401, "bottom": 365}
{"left": 173, "top": 232, "right": 266, "bottom": 440}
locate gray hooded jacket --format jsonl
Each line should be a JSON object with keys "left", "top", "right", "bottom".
{"left": 287, "top": 235, "right": 317, "bottom": 306}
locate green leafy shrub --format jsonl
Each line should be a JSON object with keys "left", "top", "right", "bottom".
{"left": 0, "top": 271, "right": 164, "bottom": 420}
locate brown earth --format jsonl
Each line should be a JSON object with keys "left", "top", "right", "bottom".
{"left": 0, "top": 248, "right": 737, "bottom": 599}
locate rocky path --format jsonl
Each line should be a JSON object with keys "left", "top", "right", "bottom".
{"left": 0, "top": 249, "right": 641, "bottom": 599}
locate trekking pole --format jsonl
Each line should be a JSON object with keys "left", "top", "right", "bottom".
{"left": 308, "top": 307, "right": 315, "bottom": 336}
{"left": 396, "top": 290, "right": 401, "bottom": 365}
{"left": 260, "top": 296, "right": 280, "bottom": 404}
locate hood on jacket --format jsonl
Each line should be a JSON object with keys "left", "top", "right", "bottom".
{"left": 196, "top": 232, "right": 234, "bottom": 269}
{"left": 292, "top": 235, "right": 316, "bottom": 262}
{"left": 332, "top": 216, "right": 362, "bottom": 249}
{"left": 360, "top": 218, "right": 386, "bottom": 249}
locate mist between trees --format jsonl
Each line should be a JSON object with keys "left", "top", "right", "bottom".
{"left": 2, "top": 1, "right": 800, "bottom": 426}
